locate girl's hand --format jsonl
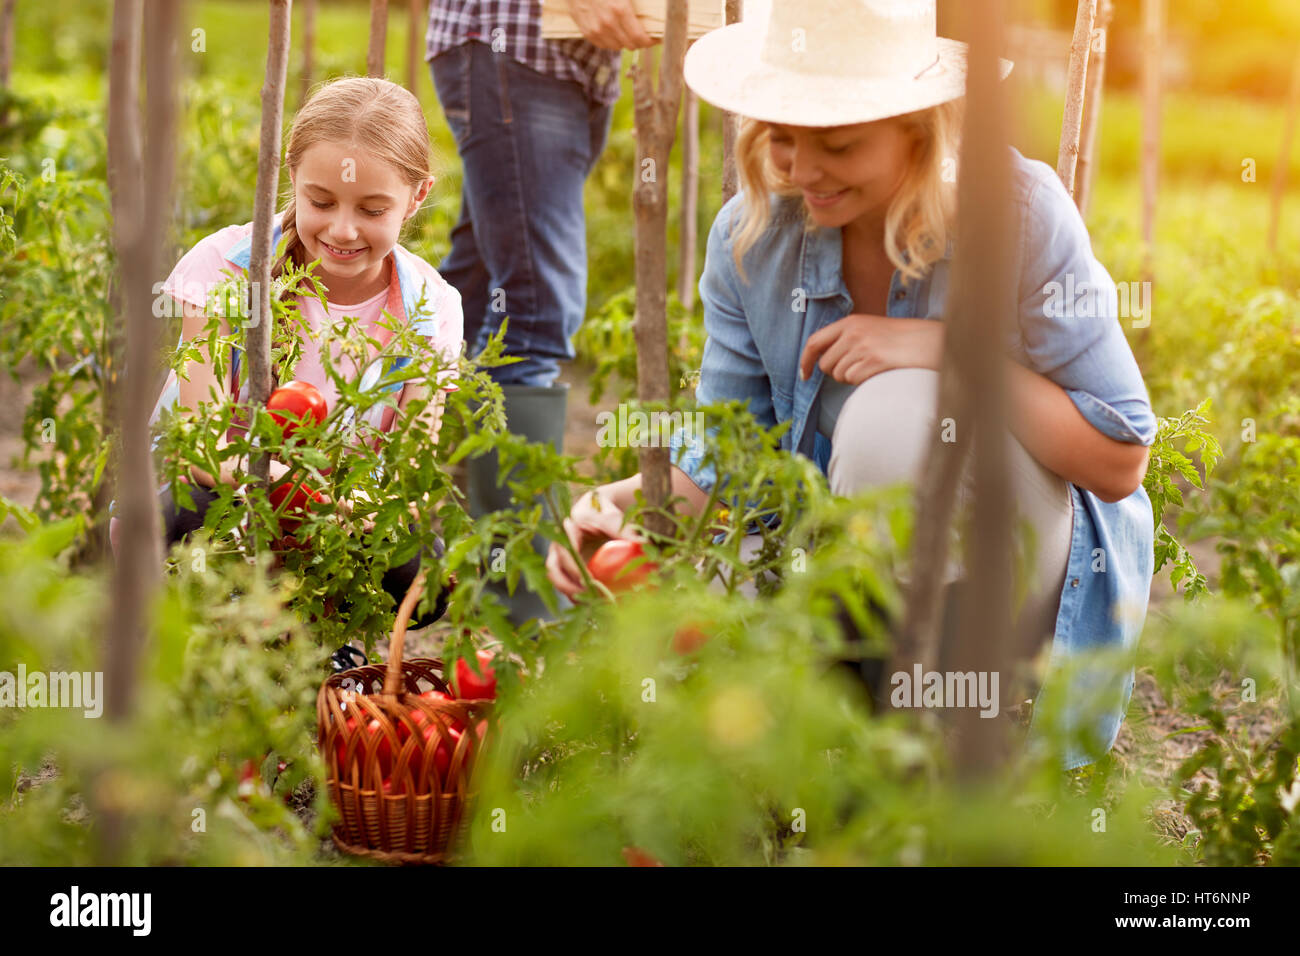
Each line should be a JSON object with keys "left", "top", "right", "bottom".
{"left": 545, "top": 489, "right": 638, "bottom": 599}
{"left": 799, "top": 314, "right": 944, "bottom": 385}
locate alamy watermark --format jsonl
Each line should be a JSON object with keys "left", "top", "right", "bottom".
{"left": 1042, "top": 274, "right": 1152, "bottom": 329}
{"left": 152, "top": 278, "right": 277, "bottom": 328}
{"left": 595, "top": 405, "right": 706, "bottom": 449}
{"left": 889, "top": 664, "right": 1000, "bottom": 718}
{"left": 49, "top": 886, "right": 151, "bottom": 936}
{"left": 0, "top": 664, "right": 103, "bottom": 718}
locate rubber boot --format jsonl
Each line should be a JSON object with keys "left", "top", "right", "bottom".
{"left": 466, "top": 383, "right": 572, "bottom": 627}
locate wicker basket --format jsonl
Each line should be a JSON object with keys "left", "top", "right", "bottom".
{"left": 317, "top": 571, "right": 491, "bottom": 865}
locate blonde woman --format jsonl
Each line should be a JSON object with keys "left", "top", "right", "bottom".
{"left": 548, "top": 3, "right": 1157, "bottom": 769}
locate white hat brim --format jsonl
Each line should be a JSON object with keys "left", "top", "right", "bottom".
{"left": 684, "top": 24, "right": 1014, "bottom": 127}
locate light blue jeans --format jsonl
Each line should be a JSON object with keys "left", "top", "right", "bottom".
{"left": 431, "top": 40, "right": 615, "bottom": 387}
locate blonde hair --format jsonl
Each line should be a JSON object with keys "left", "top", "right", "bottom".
{"left": 273, "top": 76, "right": 434, "bottom": 290}
{"left": 731, "top": 99, "right": 964, "bottom": 287}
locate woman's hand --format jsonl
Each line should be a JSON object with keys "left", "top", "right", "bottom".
{"left": 799, "top": 314, "right": 944, "bottom": 385}
{"left": 545, "top": 489, "right": 638, "bottom": 599}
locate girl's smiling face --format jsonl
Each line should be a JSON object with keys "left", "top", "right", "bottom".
{"left": 767, "top": 119, "right": 918, "bottom": 233}
{"left": 290, "top": 141, "right": 432, "bottom": 301}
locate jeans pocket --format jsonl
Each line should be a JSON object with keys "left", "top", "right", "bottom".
{"left": 431, "top": 44, "right": 471, "bottom": 146}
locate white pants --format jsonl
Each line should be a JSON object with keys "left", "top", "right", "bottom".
{"left": 715, "top": 368, "right": 1073, "bottom": 650}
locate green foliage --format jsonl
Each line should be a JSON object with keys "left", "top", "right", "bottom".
{"left": 1192, "top": 404, "right": 1300, "bottom": 715}
{"left": 1144, "top": 400, "right": 1222, "bottom": 600}
{"left": 0, "top": 503, "right": 330, "bottom": 865}
{"left": 0, "top": 123, "right": 116, "bottom": 545}
{"left": 1139, "top": 598, "right": 1300, "bottom": 866}
{"left": 574, "top": 285, "right": 707, "bottom": 483}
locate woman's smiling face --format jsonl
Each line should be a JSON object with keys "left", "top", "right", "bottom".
{"left": 767, "top": 119, "right": 918, "bottom": 231}
{"left": 290, "top": 141, "right": 431, "bottom": 298}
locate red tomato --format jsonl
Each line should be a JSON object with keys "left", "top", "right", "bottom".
{"left": 333, "top": 715, "right": 358, "bottom": 773}
{"left": 408, "top": 719, "right": 461, "bottom": 785}
{"left": 366, "top": 718, "right": 394, "bottom": 776}
{"left": 622, "top": 846, "right": 664, "bottom": 867}
{"left": 672, "top": 622, "right": 710, "bottom": 655}
{"left": 268, "top": 480, "right": 324, "bottom": 535}
{"left": 418, "top": 690, "right": 467, "bottom": 732}
{"left": 587, "top": 540, "right": 658, "bottom": 593}
{"left": 452, "top": 650, "right": 498, "bottom": 701}
{"left": 238, "top": 754, "right": 274, "bottom": 802}
{"left": 435, "top": 725, "right": 463, "bottom": 780}
{"left": 267, "top": 380, "right": 327, "bottom": 438}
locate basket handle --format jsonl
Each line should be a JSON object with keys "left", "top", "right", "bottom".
{"left": 382, "top": 569, "right": 426, "bottom": 697}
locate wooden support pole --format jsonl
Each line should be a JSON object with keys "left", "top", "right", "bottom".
{"left": 1056, "top": 0, "right": 1096, "bottom": 195}
{"left": 720, "top": 0, "right": 742, "bottom": 205}
{"left": 677, "top": 87, "right": 700, "bottom": 312}
{"left": 368, "top": 0, "right": 388, "bottom": 78}
{"left": 631, "top": 0, "right": 689, "bottom": 541}
{"left": 407, "top": 0, "right": 422, "bottom": 95}
{"left": 299, "top": 0, "right": 316, "bottom": 107}
{"left": 1268, "top": 43, "right": 1300, "bottom": 253}
{"left": 247, "top": 0, "right": 294, "bottom": 488}
{"left": 0, "top": 0, "right": 16, "bottom": 89}
{"left": 1075, "top": 0, "right": 1112, "bottom": 216}
{"left": 1140, "top": 0, "right": 1162, "bottom": 278}
{"left": 891, "top": 0, "right": 1016, "bottom": 776}
{"left": 100, "top": 0, "right": 180, "bottom": 860}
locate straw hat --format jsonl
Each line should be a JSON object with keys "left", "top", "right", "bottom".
{"left": 683, "top": 0, "right": 1013, "bottom": 128}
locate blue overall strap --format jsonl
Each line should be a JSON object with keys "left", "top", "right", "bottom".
{"left": 224, "top": 219, "right": 284, "bottom": 270}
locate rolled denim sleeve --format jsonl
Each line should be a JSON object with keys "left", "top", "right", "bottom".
{"left": 1015, "top": 165, "right": 1156, "bottom": 446}
{"left": 669, "top": 197, "right": 778, "bottom": 493}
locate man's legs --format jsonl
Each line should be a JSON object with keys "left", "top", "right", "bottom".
{"left": 430, "top": 42, "right": 614, "bottom": 624}
{"left": 430, "top": 41, "right": 614, "bottom": 387}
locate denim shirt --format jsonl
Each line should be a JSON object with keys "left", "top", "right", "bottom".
{"left": 670, "top": 148, "right": 1156, "bottom": 770}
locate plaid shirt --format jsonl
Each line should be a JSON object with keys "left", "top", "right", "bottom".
{"left": 426, "top": 1, "right": 623, "bottom": 105}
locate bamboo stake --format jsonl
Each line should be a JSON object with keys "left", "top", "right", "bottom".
{"left": 949, "top": 0, "right": 1015, "bottom": 777}
{"left": 299, "top": 0, "right": 316, "bottom": 107}
{"left": 1140, "top": 0, "right": 1162, "bottom": 279}
{"left": 247, "top": 0, "right": 294, "bottom": 488}
{"left": 1075, "top": 0, "right": 1112, "bottom": 216}
{"left": 1267, "top": 42, "right": 1300, "bottom": 253}
{"left": 104, "top": 0, "right": 146, "bottom": 719}
{"left": 407, "top": 0, "right": 421, "bottom": 95}
{"left": 631, "top": 0, "right": 689, "bottom": 541}
{"left": 720, "top": 0, "right": 742, "bottom": 205}
{"left": 368, "top": 0, "right": 388, "bottom": 78}
{"left": 100, "top": 0, "right": 179, "bottom": 860}
{"left": 1055, "top": 0, "right": 1096, "bottom": 195}
{"left": 891, "top": 0, "right": 1016, "bottom": 776}
{"left": 0, "top": 0, "right": 16, "bottom": 89}
{"left": 106, "top": 0, "right": 142, "bottom": 243}
{"left": 677, "top": 87, "right": 699, "bottom": 313}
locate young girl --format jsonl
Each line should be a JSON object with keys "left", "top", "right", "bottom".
{"left": 546, "top": 2, "right": 1157, "bottom": 770}
{"left": 128, "top": 76, "right": 463, "bottom": 626}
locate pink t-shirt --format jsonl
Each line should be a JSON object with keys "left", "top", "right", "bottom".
{"left": 154, "top": 220, "right": 463, "bottom": 439}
